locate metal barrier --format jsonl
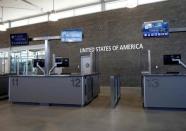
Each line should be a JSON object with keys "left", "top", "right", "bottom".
{"left": 110, "top": 75, "right": 121, "bottom": 108}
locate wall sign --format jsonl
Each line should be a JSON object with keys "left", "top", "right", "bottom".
{"left": 10, "top": 33, "right": 29, "bottom": 46}
{"left": 80, "top": 43, "right": 143, "bottom": 53}
{"left": 142, "top": 20, "right": 169, "bottom": 38}
{"left": 61, "top": 28, "right": 83, "bottom": 43}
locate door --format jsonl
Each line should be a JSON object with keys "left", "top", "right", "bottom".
{"left": 81, "top": 55, "right": 93, "bottom": 74}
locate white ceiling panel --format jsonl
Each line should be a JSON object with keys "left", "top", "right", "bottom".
{"left": 0, "top": 0, "right": 100, "bottom": 21}
{"left": 0, "top": 0, "right": 168, "bottom": 24}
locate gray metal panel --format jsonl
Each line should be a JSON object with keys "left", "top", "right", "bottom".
{"left": 9, "top": 74, "right": 100, "bottom": 106}
{"left": 92, "top": 74, "right": 100, "bottom": 98}
{"left": 84, "top": 76, "right": 93, "bottom": 103}
{"left": 0, "top": 76, "right": 9, "bottom": 97}
{"left": 110, "top": 75, "right": 121, "bottom": 108}
{"left": 83, "top": 74, "right": 100, "bottom": 103}
{"left": 9, "top": 76, "right": 83, "bottom": 105}
{"left": 169, "top": 27, "right": 186, "bottom": 33}
{"left": 143, "top": 75, "right": 186, "bottom": 108}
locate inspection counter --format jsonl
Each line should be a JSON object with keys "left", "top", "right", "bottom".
{"left": 9, "top": 73, "right": 100, "bottom": 106}
{"left": 0, "top": 75, "right": 9, "bottom": 99}
{"left": 142, "top": 74, "right": 186, "bottom": 108}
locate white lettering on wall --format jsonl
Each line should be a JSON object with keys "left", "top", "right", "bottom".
{"left": 80, "top": 43, "right": 143, "bottom": 53}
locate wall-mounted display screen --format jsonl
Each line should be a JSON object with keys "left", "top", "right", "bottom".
{"left": 142, "top": 20, "right": 169, "bottom": 37}
{"left": 163, "top": 54, "right": 181, "bottom": 65}
{"left": 61, "top": 29, "right": 83, "bottom": 42}
{"left": 10, "top": 33, "right": 29, "bottom": 46}
{"left": 55, "top": 57, "right": 69, "bottom": 67}
{"left": 33, "top": 59, "right": 45, "bottom": 68}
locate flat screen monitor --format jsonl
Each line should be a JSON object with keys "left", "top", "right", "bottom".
{"left": 10, "top": 33, "right": 29, "bottom": 46}
{"left": 55, "top": 57, "right": 69, "bottom": 67}
{"left": 33, "top": 59, "right": 45, "bottom": 67}
{"left": 61, "top": 29, "right": 83, "bottom": 42}
{"left": 163, "top": 54, "right": 181, "bottom": 65}
{"left": 143, "top": 20, "right": 169, "bottom": 37}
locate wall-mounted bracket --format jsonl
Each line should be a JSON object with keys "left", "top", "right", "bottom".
{"left": 169, "top": 27, "right": 186, "bottom": 33}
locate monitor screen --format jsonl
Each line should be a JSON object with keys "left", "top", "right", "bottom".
{"left": 143, "top": 20, "right": 169, "bottom": 37}
{"left": 33, "top": 59, "right": 45, "bottom": 67}
{"left": 61, "top": 29, "right": 83, "bottom": 42}
{"left": 10, "top": 33, "right": 29, "bottom": 46}
{"left": 163, "top": 54, "right": 181, "bottom": 65}
{"left": 55, "top": 57, "right": 69, "bottom": 67}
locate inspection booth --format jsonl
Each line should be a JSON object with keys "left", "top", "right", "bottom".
{"left": 8, "top": 36, "right": 100, "bottom": 106}
{"left": 8, "top": 56, "right": 100, "bottom": 106}
{"left": 143, "top": 74, "right": 186, "bottom": 108}
{"left": 9, "top": 73, "right": 100, "bottom": 106}
{"left": 142, "top": 54, "right": 186, "bottom": 109}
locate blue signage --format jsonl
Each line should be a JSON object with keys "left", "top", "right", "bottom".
{"left": 61, "top": 28, "right": 83, "bottom": 43}
{"left": 10, "top": 33, "right": 29, "bottom": 46}
{"left": 142, "top": 20, "right": 169, "bottom": 38}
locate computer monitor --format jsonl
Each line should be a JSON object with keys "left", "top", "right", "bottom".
{"left": 163, "top": 54, "right": 181, "bottom": 65}
{"left": 10, "top": 33, "right": 29, "bottom": 46}
{"left": 61, "top": 29, "right": 83, "bottom": 42}
{"left": 142, "top": 20, "right": 169, "bottom": 38}
{"left": 33, "top": 59, "right": 45, "bottom": 67}
{"left": 55, "top": 57, "right": 69, "bottom": 67}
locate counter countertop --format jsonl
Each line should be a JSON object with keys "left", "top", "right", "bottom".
{"left": 142, "top": 73, "right": 186, "bottom": 76}
{"left": 9, "top": 73, "right": 100, "bottom": 77}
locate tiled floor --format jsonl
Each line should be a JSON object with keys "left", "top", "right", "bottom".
{"left": 0, "top": 87, "right": 186, "bottom": 131}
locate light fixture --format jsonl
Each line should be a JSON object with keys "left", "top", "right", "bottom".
{"left": 49, "top": 11, "right": 59, "bottom": 22}
{"left": 49, "top": 0, "right": 59, "bottom": 22}
{"left": 126, "top": 0, "right": 138, "bottom": 8}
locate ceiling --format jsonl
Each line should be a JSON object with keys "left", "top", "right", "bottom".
{"left": 0, "top": 0, "right": 167, "bottom": 24}
{"left": 0, "top": 0, "right": 100, "bottom": 21}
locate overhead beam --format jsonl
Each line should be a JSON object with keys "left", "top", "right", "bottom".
{"left": 0, "top": 5, "right": 39, "bottom": 11}
{"left": 169, "top": 28, "right": 186, "bottom": 33}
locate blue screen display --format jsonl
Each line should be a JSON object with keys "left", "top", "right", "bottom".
{"left": 61, "top": 29, "right": 83, "bottom": 43}
{"left": 10, "top": 33, "right": 29, "bottom": 46}
{"left": 142, "top": 20, "right": 169, "bottom": 37}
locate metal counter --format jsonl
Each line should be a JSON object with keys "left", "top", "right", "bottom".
{"left": 0, "top": 75, "right": 9, "bottom": 99}
{"left": 9, "top": 73, "right": 100, "bottom": 106}
{"left": 143, "top": 74, "right": 186, "bottom": 108}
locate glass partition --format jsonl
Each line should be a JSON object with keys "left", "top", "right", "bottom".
{"left": 10, "top": 50, "right": 27, "bottom": 75}
{"left": 0, "top": 52, "right": 9, "bottom": 75}
{"left": 0, "top": 45, "right": 45, "bottom": 75}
